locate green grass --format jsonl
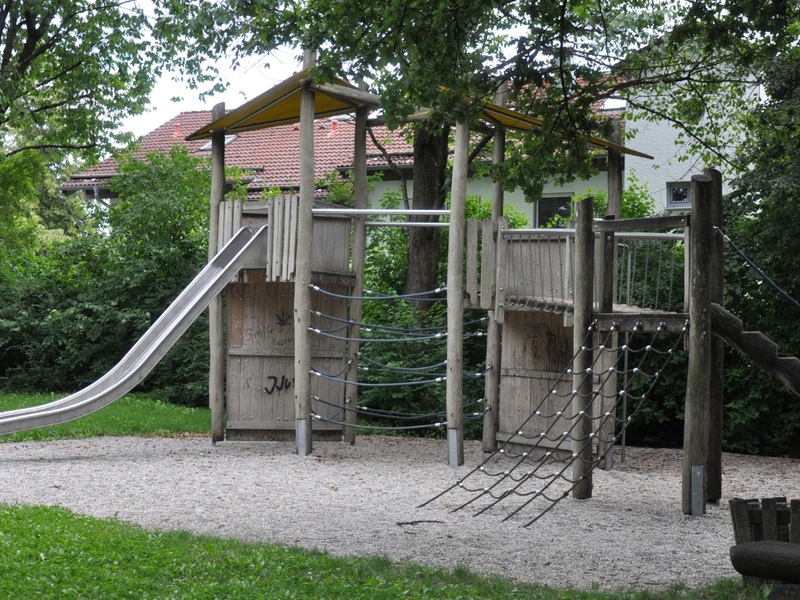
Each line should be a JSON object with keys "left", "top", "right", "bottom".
{"left": 0, "top": 503, "right": 761, "bottom": 600}
{"left": 0, "top": 392, "right": 210, "bottom": 443}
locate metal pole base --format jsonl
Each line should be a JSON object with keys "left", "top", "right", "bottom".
{"left": 691, "top": 464, "right": 705, "bottom": 516}
{"left": 447, "top": 428, "right": 463, "bottom": 467}
{"left": 297, "top": 419, "right": 310, "bottom": 457}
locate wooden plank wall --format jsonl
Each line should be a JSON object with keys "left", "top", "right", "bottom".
{"left": 224, "top": 208, "right": 352, "bottom": 441}
{"left": 504, "top": 234, "right": 571, "bottom": 302}
{"left": 497, "top": 311, "right": 575, "bottom": 457}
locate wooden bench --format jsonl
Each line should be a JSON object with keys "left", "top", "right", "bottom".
{"left": 729, "top": 498, "right": 800, "bottom": 600}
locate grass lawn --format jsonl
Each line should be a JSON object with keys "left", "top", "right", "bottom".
{"left": 0, "top": 503, "right": 753, "bottom": 600}
{"left": 0, "top": 392, "right": 210, "bottom": 443}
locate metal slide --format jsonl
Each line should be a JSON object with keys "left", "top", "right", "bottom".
{"left": 0, "top": 226, "right": 269, "bottom": 436}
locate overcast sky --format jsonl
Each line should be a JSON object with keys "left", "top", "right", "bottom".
{"left": 121, "top": 48, "right": 304, "bottom": 138}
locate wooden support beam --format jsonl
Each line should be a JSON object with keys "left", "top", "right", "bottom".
{"left": 592, "top": 313, "right": 689, "bottom": 333}
{"left": 483, "top": 82, "right": 506, "bottom": 453}
{"left": 294, "top": 50, "right": 316, "bottom": 456}
{"left": 572, "top": 196, "right": 594, "bottom": 499}
{"left": 479, "top": 220, "right": 495, "bottom": 310}
{"left": 209, "top": 101, "right": 226, "bottom": 444}
{"left": 683, "top": 173, "right": 714, "bottom": 514}
{"left": 592, "top": 215, "right": 690, "bottom": 232}
{"left": 599, "top": 218, "right": 615, "bottom": 313}
{"left": 597, "top": 216, "right": 616, "bottom": 467}
{"left": 606, "top": 120, "right": 622, "bottom": 218}
{"left": 446, "top": 120, "right": 469, "bottom": 466}
{"left": 308, "top": 82, "right": 382, "bottom": 107}
{"left": 707, "top": 168, "right": 724, "bottom": 503}
{"left": 344, "top": 95, "right": 369, "bottom": 445}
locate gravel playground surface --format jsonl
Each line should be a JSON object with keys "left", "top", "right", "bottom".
{"left": 2, "top": 435, "right": 799, "bottom": 591}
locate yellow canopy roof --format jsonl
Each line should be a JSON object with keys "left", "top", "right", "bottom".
{"left": 186, "top": 70, "right": 653, "bottom": 160}
{"left": 469, "top": 95, "right": 653, "bottom": 159}
{"left": 185, "top": 69, "right": 366, "bottom": 140}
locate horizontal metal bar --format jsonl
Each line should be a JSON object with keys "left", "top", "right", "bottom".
{"left": 365, "top": 221, "right": 449, "bottom": 228}
{"left": 616, "top": 232, "right": 684, "bottom": 241}
{"left": 312, "top": 208, "right": 450, "bottom": 216}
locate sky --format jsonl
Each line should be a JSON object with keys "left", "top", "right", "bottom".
{"left": 121, "top": 49, "right": 304, "bottom": 138}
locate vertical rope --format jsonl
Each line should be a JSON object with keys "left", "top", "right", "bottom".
{"left": 548, "top": 236, "right": 554, "bottom": 301}
{"left": 654, "top": 241, "right": 664, "bottom": 310}
{"left": 667, "top": 241, "right": 677, "bottom": 312}
{"left": 558, "top": 233, "right": 565, "bottom": 302}
{"left": 641, "top": 240, "right": 651, "bottom": 308}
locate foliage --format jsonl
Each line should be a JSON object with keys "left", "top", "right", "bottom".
{"left": 354, "top": 192, "right": 526, "bottom": 438}
{"left": 0, "top": 392, "right": 210, "bottom": 442}
{"left": 718, "top": 50, "right": 800, "bottom": 457}
{"left": 0, "top": 152, "right": 47, "bottom": 284}
{"left": 0, "top": 1, "right": 161, "bottom": 160}
{"left": 0, "top": 147, "right": 229, "bottom": 407}
{"left": 153, "top": 0, "right": 798, "bottom": 197}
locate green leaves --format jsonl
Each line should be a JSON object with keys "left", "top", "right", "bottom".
{"left": 0, "top": 147, "right": 219, "bottom": 405}
{"left": 0, "top": 1, "right": 159, "bottom": 161}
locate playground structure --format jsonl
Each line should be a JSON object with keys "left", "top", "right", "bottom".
{"left": 3, "top": 54, "right": 800, "bottom": 520}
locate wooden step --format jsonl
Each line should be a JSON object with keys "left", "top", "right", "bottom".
{"left": 710, "top": 303, "right": 800, "bottom": 397}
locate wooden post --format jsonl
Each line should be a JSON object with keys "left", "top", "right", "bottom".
{"left": 294, "top": 49, "right": 316, "bottom": 456}
{"left": 601, "top": 121, "right": 623, "bottom": 466}
{"left": 707, "top": 168, "right": 724, "bottom": 502}
{"left": 683, "top": 173, "right": 714, "bottom": 514}
{"left": 597, "top": 215, "right": 616, "bottom": 467}
{"left": 483, "top": 81, "right": 506, "bottom": 452}
{"left": 344, "top": 93, "right": 369, "bottom": 445}
{"left": 446, "top": 119, "right": 469, "bottom": 466}
{"left": 572, "top": 196, "right": 594, "bottom": 499}
{"left": 209, "top": 102, "right": 226, "bottom": 444}
{"left": 607, "top": 121, "right": 623, "bottom": 218}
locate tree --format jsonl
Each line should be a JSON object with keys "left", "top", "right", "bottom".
{"left": 0, "top": 147, "right": 216, "bottom": 404}
{"left": 151, "top": 0, "right": 798, "bottom": 314}
{"left": 720, "top": 50, "right": 800, "bottom": 456}
{"left": 154, "top": 0, "right": 796, "bottom": 175}
{"left": 0, "top": 0, "right": 227, "bottom": 161}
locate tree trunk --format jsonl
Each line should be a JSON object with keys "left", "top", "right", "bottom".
{"left": 405, "top": 122, "right": 449, "bottom": 315}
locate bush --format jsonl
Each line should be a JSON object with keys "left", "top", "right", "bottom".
{"left": 0, "top": 147, "right": 236, "bottom": 407}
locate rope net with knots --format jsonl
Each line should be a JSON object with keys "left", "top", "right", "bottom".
{"left": 420, "top": 321, "right": 687, "bottom": 526}
{"left": 307, "top": 285, "right": 489, "bottom": 431}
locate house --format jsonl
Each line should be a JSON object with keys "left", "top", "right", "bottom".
{"left": 60, "top": 97, "right": 710, "bottom": 224}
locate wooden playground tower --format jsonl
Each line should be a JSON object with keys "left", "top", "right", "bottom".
{"left": 189, "top": 53, "right": 799, "bottom": 516}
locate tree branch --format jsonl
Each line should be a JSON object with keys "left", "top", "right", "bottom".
{"left": 367, "top": 124, "right": 411, "bottom": 210}
{"left": 6, "top": 142, "right": 97, "bottom": 157}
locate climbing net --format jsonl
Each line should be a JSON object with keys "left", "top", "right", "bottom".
{"left": 420, "top": 321, "right": 687, "bottom": 526}
{"left": 306, "top": 285, "right": 490, "bottom": 431}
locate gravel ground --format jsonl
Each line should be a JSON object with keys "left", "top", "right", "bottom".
{"left": 1, "top": 435, "right": 799, "bottom": 591}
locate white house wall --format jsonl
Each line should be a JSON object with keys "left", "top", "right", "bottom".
{"left": 368, "top": 168, "right": 614, "bottom": 225}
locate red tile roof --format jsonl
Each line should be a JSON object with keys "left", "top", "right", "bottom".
{"left": 60, "top": 111, "right": 413, "bottom": 198}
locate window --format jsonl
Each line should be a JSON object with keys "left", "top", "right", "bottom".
{"left": 198, "top": 135, "right": 238, "bottom": 151}
{"left": 536, "top": 196, "right": 573, "bottom": 227}
{"left": 666, "top": 182, "right": 692, "bottom": 209}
